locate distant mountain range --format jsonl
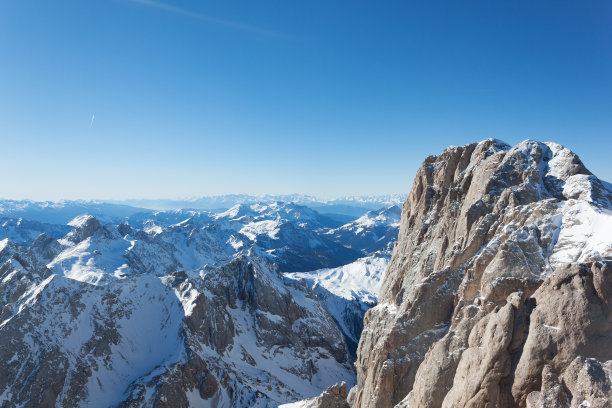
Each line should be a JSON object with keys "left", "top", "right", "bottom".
{"left": 108, "top": 194, "right": 406, "bottom": 217}
{"left": 0, "top": 201, "right": 400, "bottom": 277}
{"left": 0, "top": 200, "right": 400, "bottom": 406}
{"left": 0, "top": 194, "right": 406, "bottom": 225}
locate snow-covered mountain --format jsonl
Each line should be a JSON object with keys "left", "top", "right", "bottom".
{"left": 8, "top": 201, "right": 396, "bottom": 283}
{"left": 110, "top": 194, "right": 406, "bottom": 218}
{"left": 0, "top": 200, "right": 148, "bottom": 224}
{"left": 0, "top": 198, "right": 400, "bottom": 407}
{"left": 327, "top": 206, "right": 401, "bottom": 254}
{"left": 0, "top": 244, "right": 354, "bottom": 406}
{"left": 285, "top": 252, "right": 390, "bottom": 355}
{"left": 4, "top": 140, "right": 611, "bottom": 408}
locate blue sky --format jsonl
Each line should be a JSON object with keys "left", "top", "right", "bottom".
{"left": 1, "top": 0, "right": 610, "bottom": 200}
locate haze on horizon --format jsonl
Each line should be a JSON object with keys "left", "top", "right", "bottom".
{"left": 1, "top": 0, "right": 610, "bottom": 201}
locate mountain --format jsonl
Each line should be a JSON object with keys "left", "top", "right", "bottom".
{"left": 110, "top": 194, "right": 406, "bottom": 218}
{"left": 0, "top": 200, "right": 149, "bottom": 224}
{"left": 0, "top": 201, "right": 399, "bottom": 282}
{"left": 286, "top": 139, "right": 612, "bottom": 408}
{"left": 327, "top": 206, "right": 401, "bottom": 254}
{"left": 340, "top": 139, "right": 612, "bottom": 408}
{"left": 285, "top": 252, "right": 389, "bottom": 356}
{"left": 124, "top": 201, "right": 397, "bottom": 273}
{"left": 0, "top": 198, "right": 402, "bottom": 407}
{"left": 0, "top": 240, "right": 355, "bottom": 406}
{"left": 0, "top": 217, "right": 72, "bottom": 246}
{"left": 15, "top": 137, "right": 612, "bottom": 407}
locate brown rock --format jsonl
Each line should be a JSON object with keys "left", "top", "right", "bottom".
{"left": 291, "top": 382, "right": 351, "bottom": 408}
{"left": 526, "top": 357, "right": 612, "bottom": 408}
{"left": 349, "top": 140, "right": 612, "bottom": 408}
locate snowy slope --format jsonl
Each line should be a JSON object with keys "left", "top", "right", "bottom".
{"left": 327, "top": 205, "right": 400, "bottom": 254}
{"left": 285, "top": 253, "right": 390, "bottom": 355}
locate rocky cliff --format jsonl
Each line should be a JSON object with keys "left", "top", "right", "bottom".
{"left": 347, "top": 139, "right": 612, "bottom": 408}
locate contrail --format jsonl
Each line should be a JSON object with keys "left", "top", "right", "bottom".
{"left": 128, "top": 0, "right": 295, "bottom": 39}
{"left": 91, "top": 114, "right": 95, "bottom": 126}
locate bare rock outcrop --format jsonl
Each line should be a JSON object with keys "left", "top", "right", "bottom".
{"left": 283, "top": 382, "right": 350, "bottom": 408}
{"left": 526, "top": 357, "right": 612, "bottom": 408}
{"left": 348, "top": 139, "right": 612, "bottom": 408}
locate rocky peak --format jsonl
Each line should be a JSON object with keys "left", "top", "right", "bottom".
{"left": 0, "top": 239, "right": 52, "bottom": 325}
{"left": 64, "top": 214, "right": 107, "bottom": 243}
{"left": 29, "top": 233, "right": 63, "bottom": 263}
{"left": 0, "top": 238, "right": 49, "bottom": 275}
{"left": 348, "top": 139, "right": 612, "bottom": 408}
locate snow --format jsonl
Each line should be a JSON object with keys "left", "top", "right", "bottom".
{"left": 49, "top": 236, "right": 133, "bottom": 284}
{"left": 350, "top": 207, "right": 400, "bottom": 230}
{"left": 0, "top": 198, "right": 399, "bottom": 406}
{"left": 240, "top": 219, "right": 281, "bottom": 241}
{"left": 330, "top": 205, "right": 400, "bottom": 236}
{"left": 285, "top": 255, "right": 388, "bottom": 305}
{"left": 372, "top": 302, "right": 397, "bottom": 315}
{"left": 549, "top": 200, "right": 612, "bottom": 267}
{"left": 279, "top": 400, "right": 313, "bottom": 408}
{"left": 4, "top": 274, "right": 186, "bottom": 408}
{"left": 490, "top": 141, "right": 612, "bottom": 276}
{"left": 284, "top": 254, "right": 389, "bottom": 347}
{"left": 168, "top": 279, "right": 201, "bottom": 316}
{"left": 143, "top": 224, "right": 163, "bottom": 235}
{"left": 67, "top": 214, "right": 95, "bottom": 227}
{"left": 79, "top": 276, "right": 185, "bottom": 407}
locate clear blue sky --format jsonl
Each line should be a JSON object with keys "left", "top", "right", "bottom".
{"left": 1, "top": 0, "right": 610, "bottom": 200}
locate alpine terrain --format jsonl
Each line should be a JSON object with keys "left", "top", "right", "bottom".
{"left": 1, "top": 139, "right": 611, "bottom": 408}
{"left": 0, "top": 199, "right": 398, "bottom": 407}
{"left": 287, "top": 139, "right": 612, "bottom": 408}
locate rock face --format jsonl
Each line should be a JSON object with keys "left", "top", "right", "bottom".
{"left": 348, "top": 139, "right": 612, "bottom": 408}
{"left": 526, "top": 356, "right": 612, "bottom": 408}
{"left": 280, "top": 382, "right": 350, "bottom": 408}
